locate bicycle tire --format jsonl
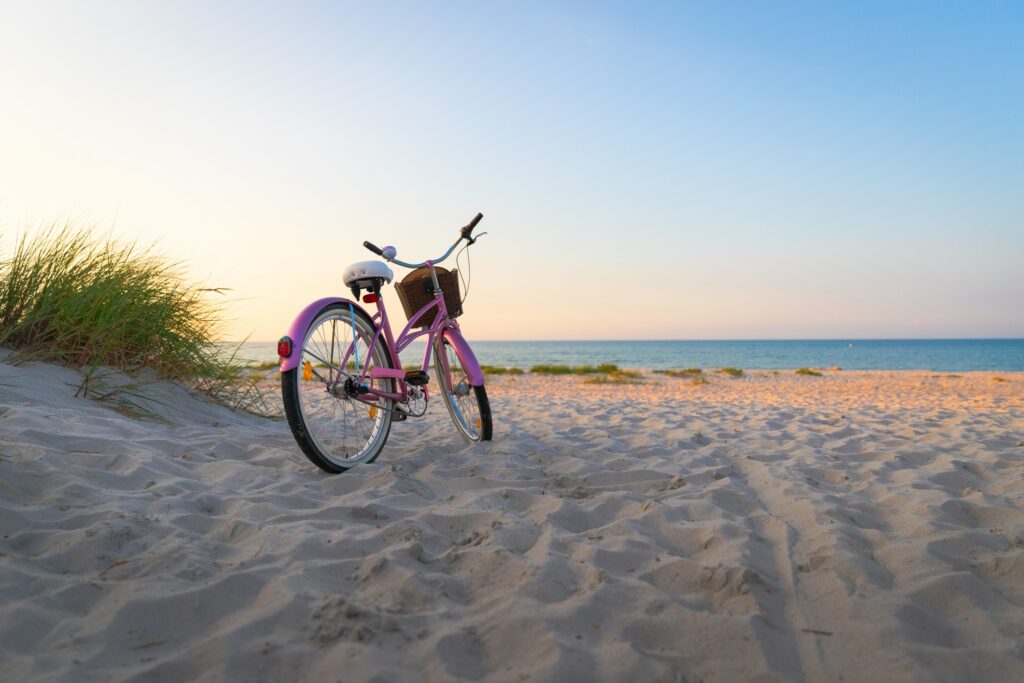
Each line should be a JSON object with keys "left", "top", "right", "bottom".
{"left": 282, "top": 303, "right": 394, "bottom": 473}
{"left": 434, "top": 335, "right": 493, "bottom": 442}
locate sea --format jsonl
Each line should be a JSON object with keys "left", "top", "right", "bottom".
{"left": 234, "top": 339, "right": 1024, "bottom": 372}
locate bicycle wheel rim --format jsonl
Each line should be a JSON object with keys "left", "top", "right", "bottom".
{"left": 434, "top": 336, "right": 484, "bottom": 441}
{"left": 295, "top": 307, "right": 392, "bottom": 467}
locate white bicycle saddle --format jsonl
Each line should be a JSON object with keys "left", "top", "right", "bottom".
{"left": 343, "top": 260, "right": 394, "bottom": 287}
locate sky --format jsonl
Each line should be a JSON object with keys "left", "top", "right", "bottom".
{"left": 1, "top": 1, "right": 1021, "bottom": 341}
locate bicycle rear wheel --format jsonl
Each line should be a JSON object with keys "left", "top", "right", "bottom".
{"left": 434, "top": 335, "right": 492, "bottom": 442}
{"left": 282, "top": 303, "right": 394, "bottom": 472}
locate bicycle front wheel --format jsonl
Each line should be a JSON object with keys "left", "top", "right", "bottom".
{"left": 282, "top": 303, "right": 394, "bottom": 473}
{"left": 434, "top": 335, "right": 492, "bottom": 442}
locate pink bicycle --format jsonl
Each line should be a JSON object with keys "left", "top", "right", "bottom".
{"left": 277, "top": 213, "right": 492, "bottom": 473}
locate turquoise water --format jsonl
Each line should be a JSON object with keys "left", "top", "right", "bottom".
{"left": 237, "top": 339, "right": 1024, "bottom": 372}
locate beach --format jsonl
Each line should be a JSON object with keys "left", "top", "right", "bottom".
{"left": 2, "top": 360, "right": 1023, "bottom": 682}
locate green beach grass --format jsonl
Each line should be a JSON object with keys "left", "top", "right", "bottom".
{"left": 718, "top": 367, "right": 744, "bottom": 377}
{"left": 480, "top": 365, "right": 524, "bottom": 375}
{"left": 528, "top": 364, "right": 574, "bottom": 374}
{"left": 530, "top": 363, "right": 619, "bottom": 375}
{"left": 584, "top": 369, "right": 644, "bottom": 385}
{"left": 653, "top": 368, "right": 703, "bottom": 377}
{"left": 795, "top": 368, "right": 823, "bottom": 376}
{"left": 0, "top": 226, "right": 271, "bottom": 415}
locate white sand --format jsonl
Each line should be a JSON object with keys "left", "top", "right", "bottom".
{"left": 2, "top": 358, "right": 1023, "bottom": 682}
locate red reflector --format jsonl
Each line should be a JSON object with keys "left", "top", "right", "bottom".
{"left": 363, "top": 293, "right": 379, "bottom": 303}
{"left": 277, "top": 336, "right": 292, "bottom": 357}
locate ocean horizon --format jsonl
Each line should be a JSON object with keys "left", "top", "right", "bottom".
{"left": 234, "top": 338, "right": 1024, "bottom": 372}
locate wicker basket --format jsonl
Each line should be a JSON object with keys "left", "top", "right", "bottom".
{"left": 394, "top": 267, "right": 462, "bottom": 328}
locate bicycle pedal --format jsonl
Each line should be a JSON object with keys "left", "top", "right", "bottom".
{"left": 404, "top": 370, "right": 429, "bottom": 386}
{"left": 392, "top": 403, "right": 414, "bottom": 421}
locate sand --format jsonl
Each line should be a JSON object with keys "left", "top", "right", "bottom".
{"left": 2, "top": 357, "right": 1023, "bottom": 682}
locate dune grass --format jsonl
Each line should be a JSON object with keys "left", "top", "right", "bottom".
{"left": 718, "top": 367, "right": 744, "bottom": 377}
{"left": 578, "top": 363, "right": 620, "bottom": 374}
{"left": 480, "top": 365, "right": 524, "bottom": 375}
{"left": 0, "top": 225, "right": 272, "bottom": 415}
{"left": 530, "top": 363, "right": 619, "bottom": 375}
{"left": 795, "top": 368, "right": 823, "bottom": 377}
{"left": 528, "top": 362, "right": 634, "bottom": 382}
{"left": 654, "top": 368, "right": 703, "bottom": 377}
{"left": 529, "top": 363, "right": 573, "bottom": 374}
{"left": 584, "top": 369, "right": 644, "bottom": 385}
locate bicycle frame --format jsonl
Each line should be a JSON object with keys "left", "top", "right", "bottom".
{"left": 279, "top": 264, "right": 484, "bottom": 405}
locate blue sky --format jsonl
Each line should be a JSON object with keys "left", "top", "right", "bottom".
{"left": 1, "top": 1, "right": 1021, "bottom": 339}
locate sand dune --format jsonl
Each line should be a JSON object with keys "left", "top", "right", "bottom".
{"left": 2, "top": 359, "right": 1023, "bottom": 682}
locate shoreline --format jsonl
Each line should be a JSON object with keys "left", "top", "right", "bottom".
{"left": 229, "top": 338, "right": 1024, "bottom": 374}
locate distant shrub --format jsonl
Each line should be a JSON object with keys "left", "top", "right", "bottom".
{"left": 584, "top": 370, "right": 644, "bottom": 385}
{"left": 531, "top": 363, "right": 620, "bottom": 375}
{"left": 481, "top": 365, "right": 524, "bottom": 375}
{"left": 565, "top": 363, "right": 617, "bottom": 374}
{"left": 654, "top": 368, "right": 703, "bottom": 377}
{"left": 530, "top": 364, "right": 574, "bottom": 374}
{"left": 992, "top": 376, "right": 1009, "bottom": 383}
{"left": 718, "top": 367, "right": 743, "bottom": 377}
{"left": 795, "top": 368, "right": 823, "bottom": 377}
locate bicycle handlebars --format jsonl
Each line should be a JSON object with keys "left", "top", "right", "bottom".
{"left": 363, "top": 213, "right": 484, "bottom": 269}
{"left": 461, "top": 213, "right": 483, "bottom": 242}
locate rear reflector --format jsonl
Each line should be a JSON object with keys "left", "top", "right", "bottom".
{"left": 363, "top": 293, "right": 379, "bottom": 303}
{"left": 277, "top": 336, "right": 292, "bottom": 357}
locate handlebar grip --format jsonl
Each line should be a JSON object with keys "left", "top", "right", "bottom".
{"left": 363, "top": 241, "right": 384, "bottom": 256}
{"left": 461, "top": 213, "right": 483, "bottom": 240}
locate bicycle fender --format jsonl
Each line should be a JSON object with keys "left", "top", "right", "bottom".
{"left": 279, "top": 297, "right": 367, "bottom": 372}
{"left": 442, "top": 328, "right": 485, "bottom": 386}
